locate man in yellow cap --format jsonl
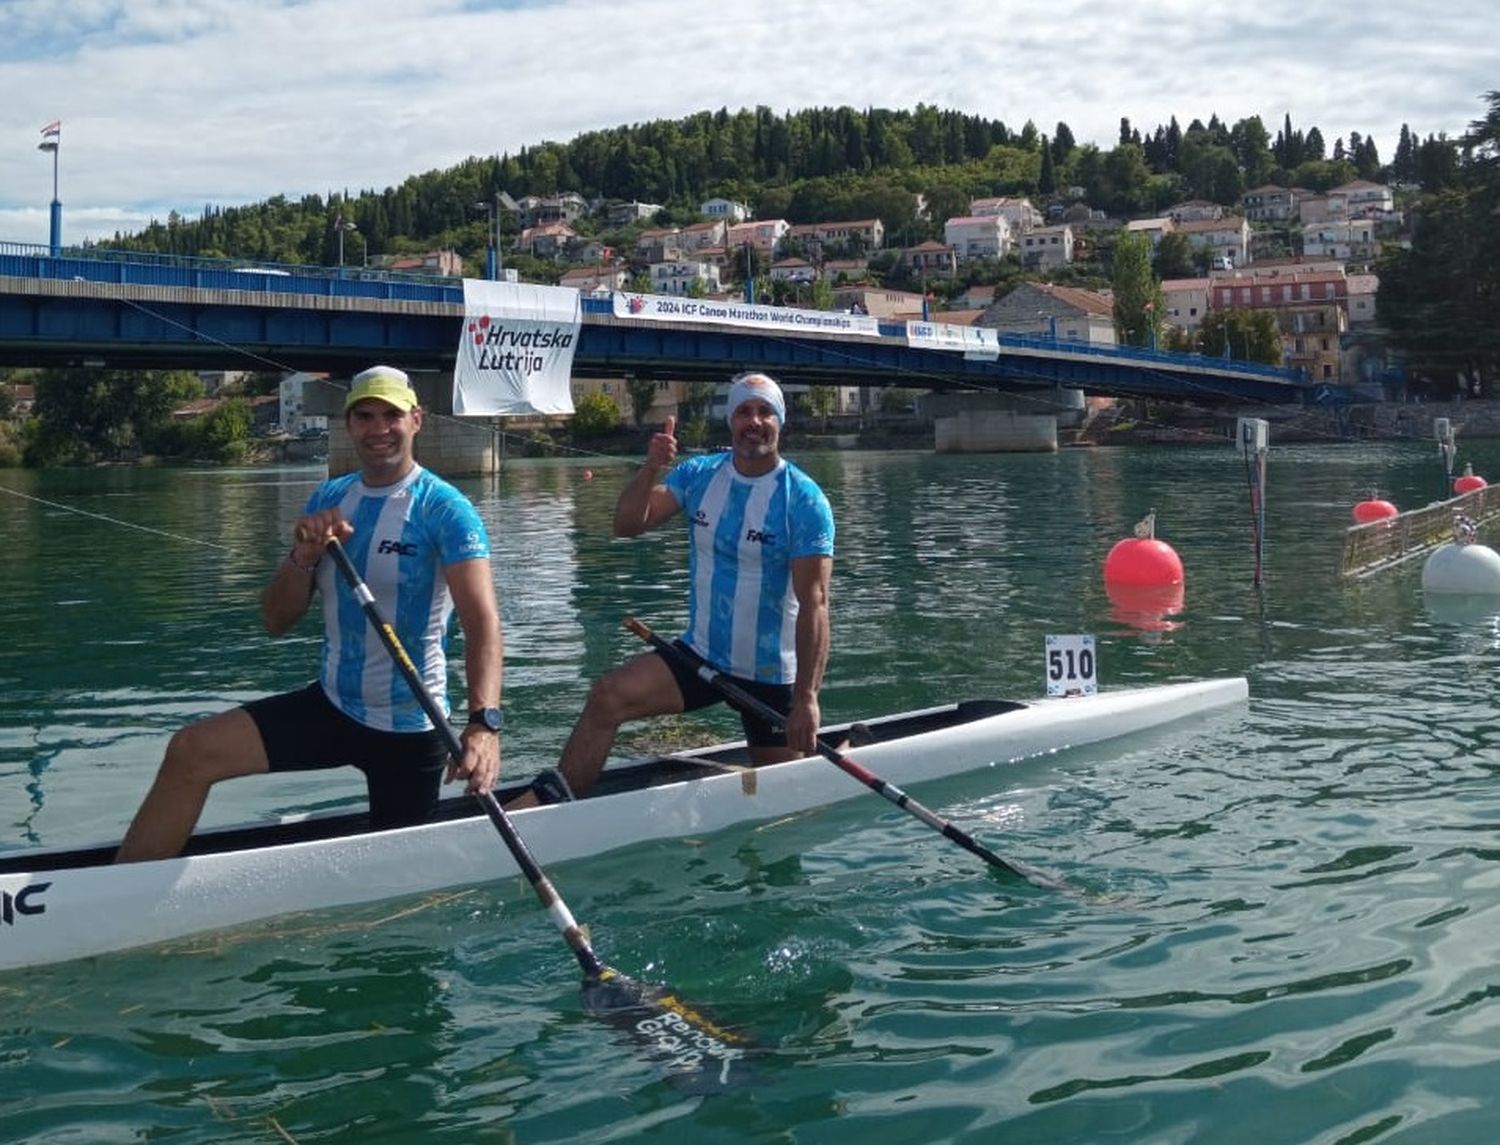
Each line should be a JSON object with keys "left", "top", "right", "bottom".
{"left": 116, "top": 365, "right": 504, "bottom": 860}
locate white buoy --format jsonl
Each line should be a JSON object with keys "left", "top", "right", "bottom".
{"left": 1422, "top": 542, "right": 1500, "bottom": 594}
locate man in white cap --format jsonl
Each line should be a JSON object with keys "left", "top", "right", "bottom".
{"left": 513, "top": 370, "right": 834, "bottom": 806}
{"left": 117, "top": 365, "right": 504, "bottom": 860}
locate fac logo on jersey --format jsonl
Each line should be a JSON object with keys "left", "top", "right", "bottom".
{"left": 377, "top": 539, "right": 418, "bottom": 557}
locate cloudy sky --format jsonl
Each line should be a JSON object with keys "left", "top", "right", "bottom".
{"left": 3, "top": 0, "right": 1492, "bottom": 247}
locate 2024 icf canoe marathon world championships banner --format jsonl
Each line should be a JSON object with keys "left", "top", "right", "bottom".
{"left": 452, "top": 279, "right": 580, "bottom": 416}
{"left": 612, "top": 292, "right": 883, "bottom": 339}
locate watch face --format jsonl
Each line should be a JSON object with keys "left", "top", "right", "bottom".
{"left": 471, "top": 707, "right": 504, "bottom": 732}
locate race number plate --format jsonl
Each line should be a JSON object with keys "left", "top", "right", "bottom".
{"left": 1045, "top": 634, "right": 1097, "bottom": 696}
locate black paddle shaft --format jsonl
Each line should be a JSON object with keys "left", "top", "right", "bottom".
{"left": 326, "top": 541, "right": 753, "bottom": 1088}
{"left": 325, "top": 538, "right": 606, "bottom": 978}
{"left": 623, "top": 616, "right": 1073, "bottom": 893}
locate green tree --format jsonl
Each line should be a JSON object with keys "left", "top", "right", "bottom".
{"left": 1110, "top": 231, "right": 1162, "bottom": 347}
{"left": 1153, "top": 231, "right": 1195, "bottom": 279}
{"left": 568, "top": 391, "right": 621, "bottom": 437}
{"left": 1377, "top": 93, "right": 1500, "bottom": 395}
{"left": 1196, "top": 309, "right": 1282, "bottom": 365}
{"left": 26, "top": 369, "right": 203, "bottom": 465}
{"left": 804, "top": 385, "right": 837, "bottom": 429}
{"left": 626, "top": 377, "right": 661, "bottom": 426}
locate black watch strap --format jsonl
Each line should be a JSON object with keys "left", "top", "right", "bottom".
{"left": 467, "top": 706, "right": 504, "bottom": 732}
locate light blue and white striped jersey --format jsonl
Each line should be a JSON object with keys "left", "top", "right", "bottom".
{"left": 305, "top": 465, "right": 490, "bottom": 731}
{"left": 664, "top": 453, "right": 834, "bottom": 683}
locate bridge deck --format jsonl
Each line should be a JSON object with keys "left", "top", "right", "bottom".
{"left": 0, "top": 242, "right": 1308, "bottom": 405}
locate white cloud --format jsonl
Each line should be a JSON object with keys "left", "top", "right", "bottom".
{"left": 3, "top": 0, "right": 1491, "bottom": 247}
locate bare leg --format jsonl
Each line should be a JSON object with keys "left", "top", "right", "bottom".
{"left": 115, "top": 708, "right": 270, "bottom": 863}
{"left": 528, "top": 653, "right": 683, "bottom": 803}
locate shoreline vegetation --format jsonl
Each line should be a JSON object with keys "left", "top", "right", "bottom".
{"left": 11, "top": 396, "right": 1498, "bottom": 472}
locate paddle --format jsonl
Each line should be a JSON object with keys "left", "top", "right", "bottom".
{"left": 324, "top": 539, "right": 749, "bottom": 1090}
{"left": 624, "top": 616, "right": 1075, "bottom": 893}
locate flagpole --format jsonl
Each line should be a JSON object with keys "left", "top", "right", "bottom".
{"left": 38, "top": 120, "right": 62, "bottom": 256}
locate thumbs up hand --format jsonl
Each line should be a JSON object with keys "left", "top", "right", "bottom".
{"left": 646, "top": 414, "right": 678, "bottom": 470}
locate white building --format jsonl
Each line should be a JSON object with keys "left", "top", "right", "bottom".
{"left": 943, "top": 215, "right": 1012, "bottom": 261}
{"left": 649, "top": 260, "right": 722, "bottom": 296}
{"left": 1302, "top": 219, "right": 1378, "bottom": 262}
{"left": 1019, "top": 224, "right": 1074, "bottom": 270}
{"left": 278, "top": 372, "right": 330, "bottom": 435}
{"left": 970, "top": 196, "right": 1043, "bottom": 233}
{"left": 1160, "top": 277, "right": 1211, "bottom": 334}
{"left": 701, "top": 198, "right": 750, "bottom": 223}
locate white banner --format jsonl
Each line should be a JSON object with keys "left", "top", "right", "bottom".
{"left": 905, "top": 320, "right": 1000, "bottom": 361}
{"left": 453, "top": 279, "right": 580, "bottom": 416}
{"left": 612, "top": 292, "right": 883, "bottom": 339}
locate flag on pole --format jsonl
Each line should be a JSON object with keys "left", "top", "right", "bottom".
{"left": 38, "top": 120, "right": 60, "bottom": 152}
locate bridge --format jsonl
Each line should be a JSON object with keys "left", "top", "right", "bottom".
{"left": 0, "top": 243, "right": 1307, "bottom": 410}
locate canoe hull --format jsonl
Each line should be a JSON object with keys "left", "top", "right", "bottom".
{"left": 0, "top": 678, "right": 1247, "bottom": 971}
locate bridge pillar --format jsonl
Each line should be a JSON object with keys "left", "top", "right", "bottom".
{"left": 926, "top": 389, "right": 1083, "bottom": 454}
{"left": 308, "top": 374, "right": 502, "bottom": 478}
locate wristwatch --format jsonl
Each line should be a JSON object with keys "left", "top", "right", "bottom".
{"left": 467, "top": 706, "right": 504, "bottom": 733}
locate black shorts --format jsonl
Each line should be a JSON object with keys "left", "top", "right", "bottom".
{"left": 244, "top": 683, "right": 450, "bottom": 829}
{"left": 659, "top": 641, "right": 795, "bottom": 748}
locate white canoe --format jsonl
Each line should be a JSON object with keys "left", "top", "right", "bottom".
{"left": 0, "top": 678, "right": 1247, "bottom": 971}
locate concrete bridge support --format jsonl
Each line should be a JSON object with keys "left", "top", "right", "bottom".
{"left": 307, "top": 374, "right": 503, "bottom": 478}
{"left": 927, "top": 388, "right": 1084, "bottom": 454}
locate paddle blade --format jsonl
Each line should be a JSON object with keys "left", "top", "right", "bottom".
{"left": 582, "top": 968, "right": 754, "bottom": 1092}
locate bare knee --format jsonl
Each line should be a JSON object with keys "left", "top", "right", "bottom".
{"left": 159, "top": 710, "right": 268, "bottom": 787}
{"left": 582, "top": 659, "right": 680, "bottom": 728}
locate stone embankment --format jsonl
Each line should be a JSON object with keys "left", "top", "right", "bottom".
{"left": 1075, "top": 399, "right": 1500, "bottom": 448}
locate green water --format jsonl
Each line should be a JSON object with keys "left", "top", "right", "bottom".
{"left": 4, "top": 440, "right": 1500, "bottom": 1143}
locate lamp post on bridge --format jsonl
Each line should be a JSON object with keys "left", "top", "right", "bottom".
{"left": 334, "top": 215, "right": 357, "bottom": 268}
{"left": 473, "top": 191, "right": 518, "bottom": 281}
{"left": 37, "top": 120, "right": 62, "bottom": 256}
{"left": 474, "top": 199, "right": 498, "bottom": 280}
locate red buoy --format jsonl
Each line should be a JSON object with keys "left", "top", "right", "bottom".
{"left": 1352, "top": 498, "right": 1399, "bottom": 524}
{"left": 1103, "top": 512, "right": 1184, "bottom": 588}
{"left": 1454, "top": 465, "right": 1487, "bottom": 495}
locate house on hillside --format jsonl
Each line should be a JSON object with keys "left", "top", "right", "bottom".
{"left": 1160, "top": 277, "right": 1211, "bottom": 334}
{"left": 678, "top": 219, "right": 728, "bottom": 252}
{"left": 1125, "top": 216, "right": 1174, "bottom": 251}
{"left": 1242, "top": 185, "right": 1297, "bottom": 223}
{"left": 560, "top": 265, "right": 629, "bottom": 295}
{"left": 372, "top": 250, "right": 463, "bottom": 276}
{"left": 1177, "top": 217, "right": 1251, "bottom": 268}
{"left": 605, "top": 200, "right": 663, "bottom": 226}
{"left": 1211, "top": 268, "right": 1349, "bottom": 381}
{"left": 515, "top": 193, "right": 588, "bottom": 228}
{"left": 1329, "top": 180, "right": 1395, "bottom": 218}
{"left": 726, "top": 219, "right": 789, "bottom": 258}
{"left": 701, "top": 198, "right": 750, "bottom": 223}
{"left": 830, "top": 287, "right": 925, "bottom": 320}
{"left": 1019, "top": 224, "right": 1074, "bottom": 270}
{"left": 279, "top": 372, "right": 331, "bottom": 435}
{"left": 943, "top": 215, "right": 1011, "bottom": 261}
{"left": 1302, "top": 219, "right": 1378, "bottom": 263}
{"left": 980, "top": 282, "right": 1116, "bottom": 344}
{"left": 635, "top": 227, "right": 685, "bottom": 263}
{"left": 1168, "top": 200, "right": 1225, "bottom": 224}
{"left": 970, "top": 196, "right": 1043, "bottom": 233}
{"left": 516, "top": 223, "right": 578, "bottom": 260}
{"left": 650, "top": 259, "right": 721, "bottom": 296}
{"left": 769, "top": 257, "right": 815, "bottom": 284}
{"left": 904, "top": 241, "right": 958, "bottom": 280}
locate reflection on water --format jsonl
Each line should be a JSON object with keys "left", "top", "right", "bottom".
{"left": 9, "top": 441, "right": 1500, "bottom": 1140}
